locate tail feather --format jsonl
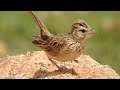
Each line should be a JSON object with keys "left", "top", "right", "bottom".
{"left": 28, "top": 11, "right": 52, "bottom": 40}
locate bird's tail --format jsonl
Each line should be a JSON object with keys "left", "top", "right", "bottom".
{"left": 28, "top": 11, "right": 52, "bottom": 40}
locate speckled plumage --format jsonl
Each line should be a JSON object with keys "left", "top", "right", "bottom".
{"left": 33, "top": 33, "right": 84, "bottom": 61}
{"left": 28, "top": 11, "right": 96, "bottom": 72}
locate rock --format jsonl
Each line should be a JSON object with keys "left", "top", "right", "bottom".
{"left": 0, "top": 51, "right": 119, "bottom": 79}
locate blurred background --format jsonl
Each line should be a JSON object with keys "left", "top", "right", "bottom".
{"left": 0, "top": 11, "right": 120, "bottom": 75}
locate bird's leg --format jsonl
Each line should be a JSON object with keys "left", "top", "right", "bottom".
{"left": 49, "top": 59, "right": 63, "bottom": 70}
{"left": 49, "top": 59, "right": 78, "bottom": 75}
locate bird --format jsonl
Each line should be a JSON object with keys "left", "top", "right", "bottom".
{"left": 28, "top": 11, "right": 96, "bottom": 73}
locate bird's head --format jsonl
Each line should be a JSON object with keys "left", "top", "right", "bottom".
{"left": 71, "top": 19, "right": 96, "bottom": 42}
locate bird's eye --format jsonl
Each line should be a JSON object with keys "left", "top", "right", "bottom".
{"left": 80, "top": 29, "right": 86, "bottom": 33}
{"left": 79, "top": 23, "right": 84, "bottom": 26}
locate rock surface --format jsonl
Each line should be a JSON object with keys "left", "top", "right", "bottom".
{"left": 0, "top": 51, "right": 119, "bottom": 79}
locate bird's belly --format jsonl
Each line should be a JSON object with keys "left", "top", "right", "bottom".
{"left": 46, "top": 52, "right": 81, "bottom": 62}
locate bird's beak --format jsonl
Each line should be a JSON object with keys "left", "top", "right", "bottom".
{"left": 88, "top": 30, "right": 96, "bottom": 34}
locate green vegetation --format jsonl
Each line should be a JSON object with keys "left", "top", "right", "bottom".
{"left": 0, "top": 11, "right": 120, "bottom": 75}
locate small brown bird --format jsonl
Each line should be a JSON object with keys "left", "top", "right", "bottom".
{"left": 28, "top": 11, "right": 96, "bottom": 72}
